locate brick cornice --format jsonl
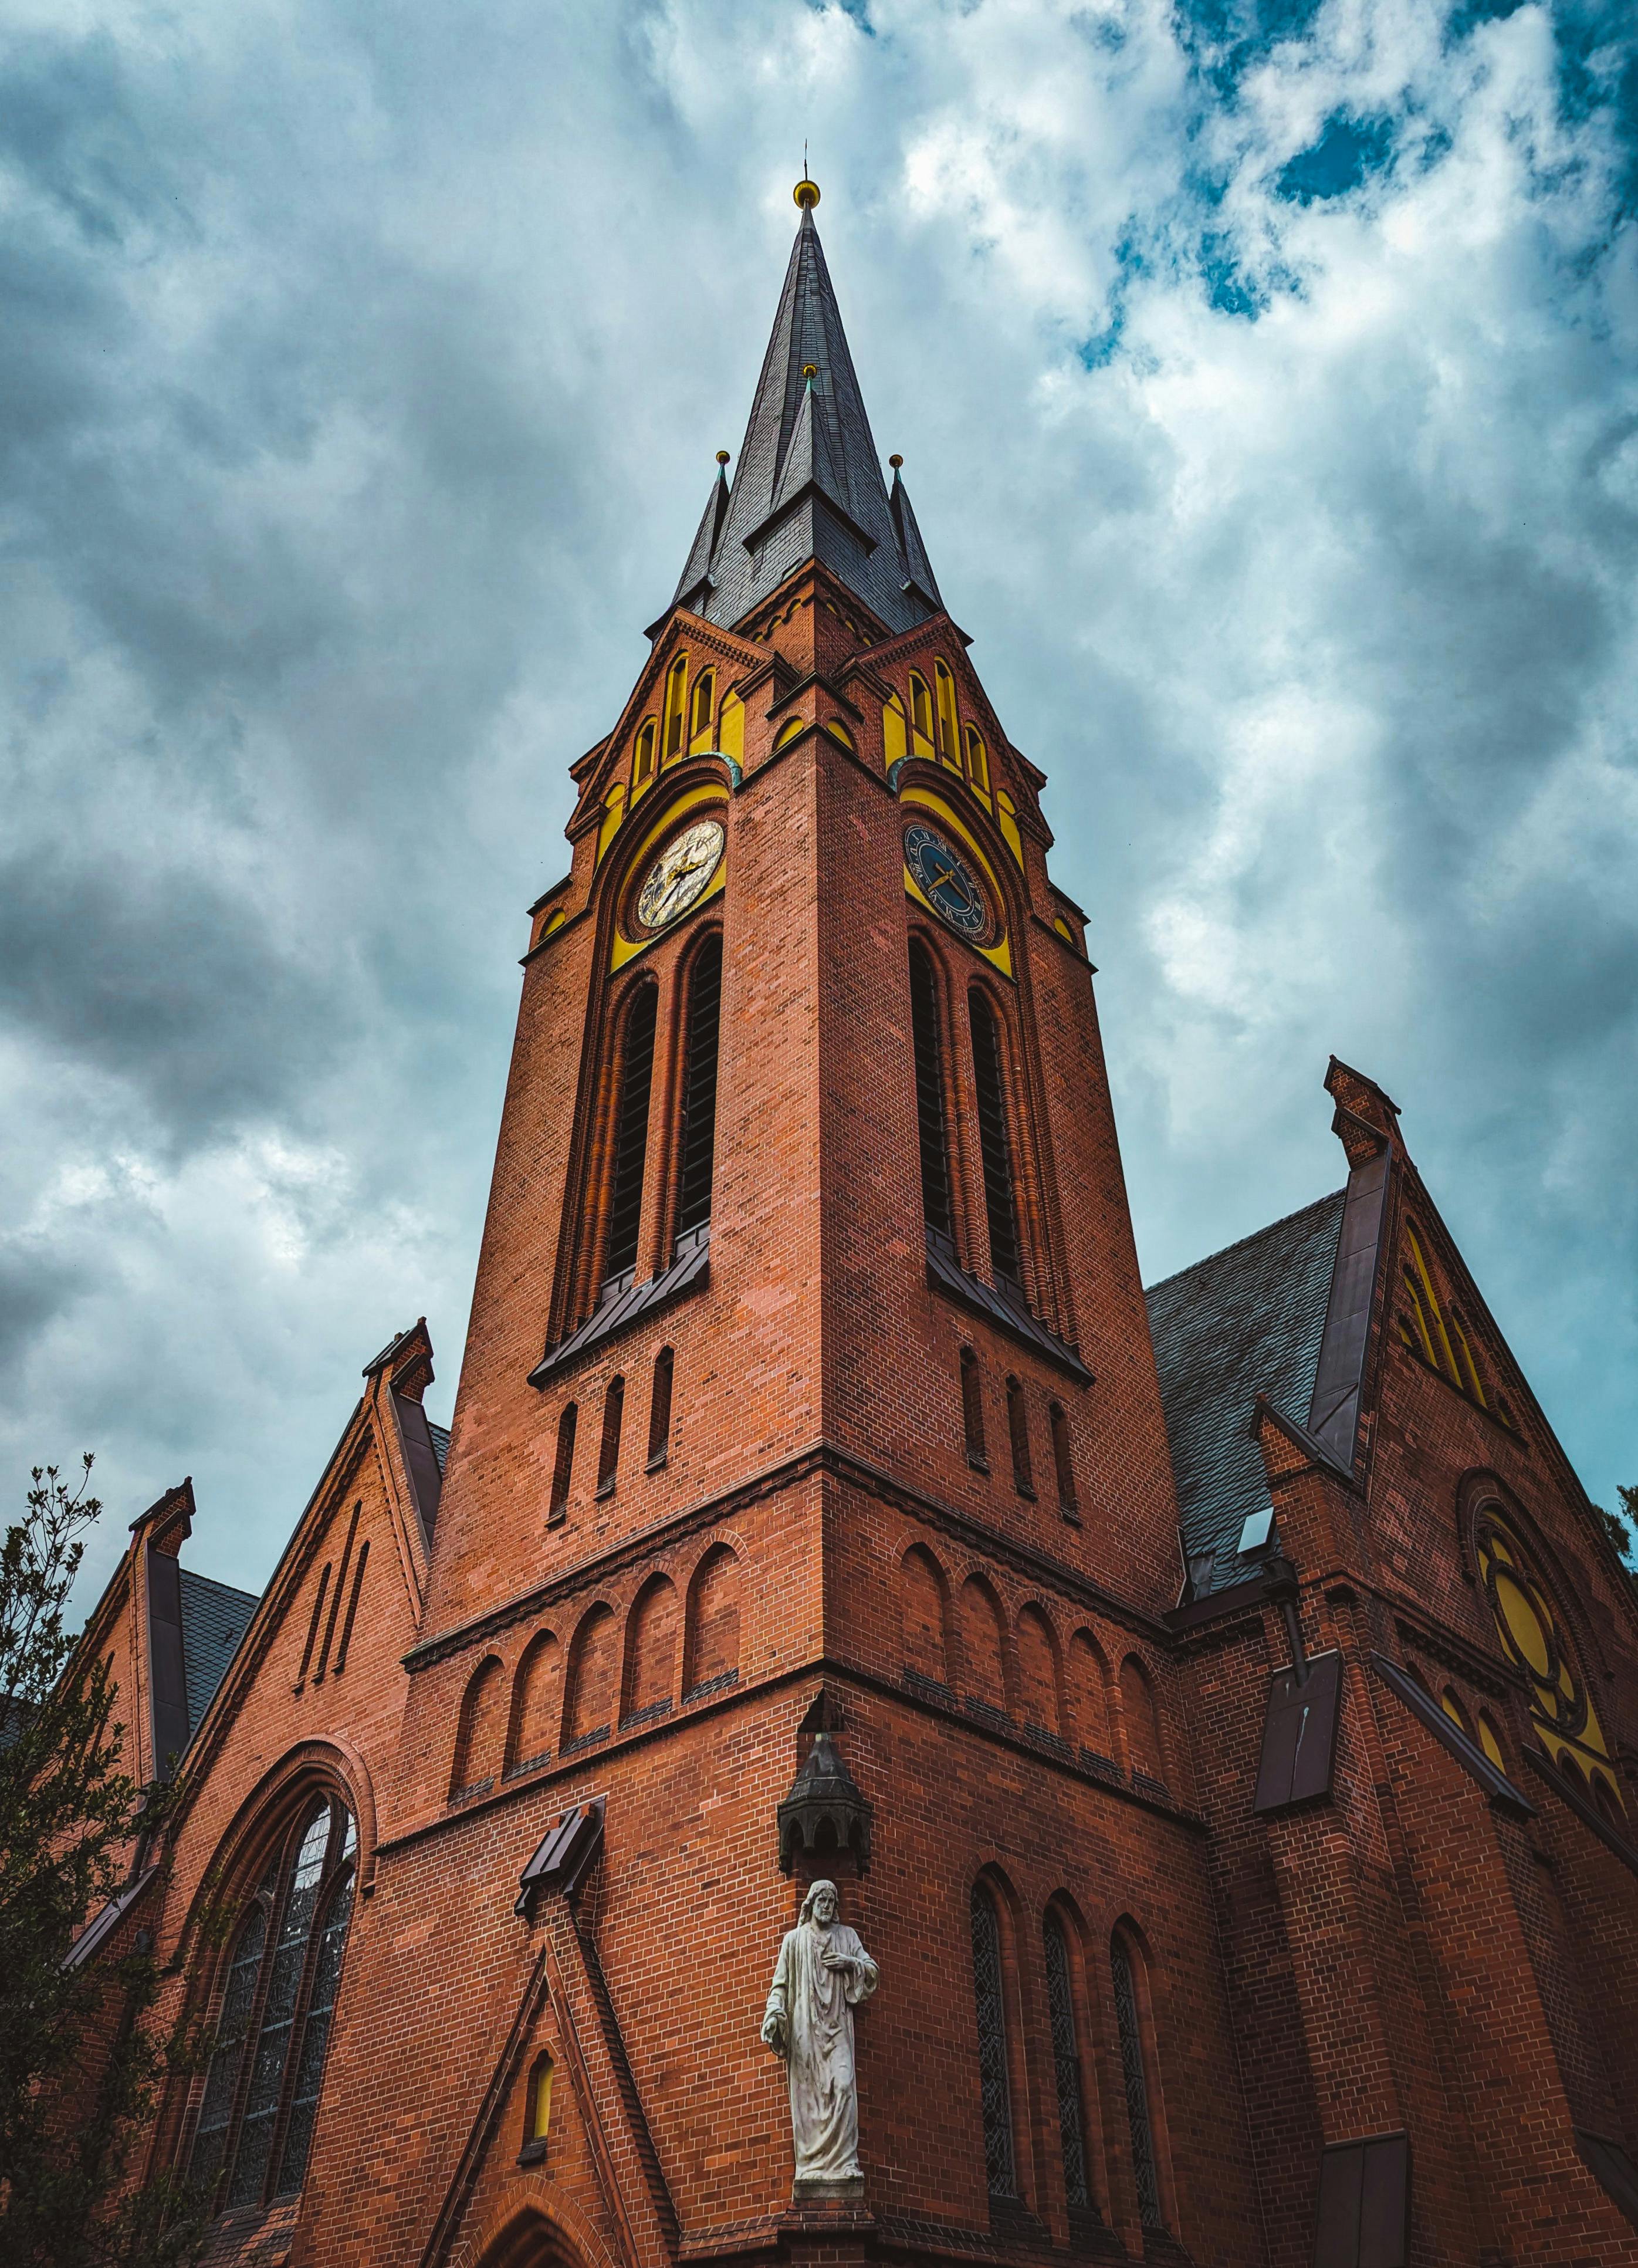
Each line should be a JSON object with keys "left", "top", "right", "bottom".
{"left": 402, "top": 1440, "right": 1175, "bottom": 1679}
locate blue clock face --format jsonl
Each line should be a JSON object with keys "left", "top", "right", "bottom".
{"left": 904, "top": 822, "right": 991, "bottom": 942}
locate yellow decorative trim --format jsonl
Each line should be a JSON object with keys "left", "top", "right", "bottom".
{"left": 596, "top": 782, "right": 627, "bottom": 866}
{"left": 900, "top": 784, "right": 1013, "bottom": 979}
{"left": 773, "top": 715, "right": 804, "bottom": 751}
{"left": 608, "top": 786, "right": 729, "bottom": 971}
{"left": 718, "top": 692, "right": 744, "bottom": 768}
{"left": 882, "top": 696, "right": 907, "bottom": 775}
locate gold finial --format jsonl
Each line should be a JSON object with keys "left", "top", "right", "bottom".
{"left": 888, "top": 454, "right": 903, "bottom": 469}
{"left": 716, "top": 449, "right": 730, "bottom": 465}
{"left": 794, "top": 175, "right": 820, "bottom": 211}
{"left": 802, "top": 363, "right": 818, "bottom": 381}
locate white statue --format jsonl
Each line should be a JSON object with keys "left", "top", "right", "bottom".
{"left": 761, "top": 1878, "right": 879, "bottom": 2187}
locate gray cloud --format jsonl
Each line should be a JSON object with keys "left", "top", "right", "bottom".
{"left": 1, "top": 0, "right": 1634, "bottom": 1605}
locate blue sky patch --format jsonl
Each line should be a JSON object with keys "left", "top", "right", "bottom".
{"left": 1277, "top": 113, "right": 1395, "bottom": 203}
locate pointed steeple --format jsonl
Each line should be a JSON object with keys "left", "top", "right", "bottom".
{"left": 659, "top": 181, "right": 943, "bottom": 638}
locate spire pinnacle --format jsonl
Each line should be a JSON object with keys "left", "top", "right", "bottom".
{"left": 661, "top": 192, "right": 943, "bottom": 636}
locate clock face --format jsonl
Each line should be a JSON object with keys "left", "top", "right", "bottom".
{"left": 635, "top": 819, "right": 725, "bottom": 934}
{"left": 903, "top": 822, "right": 991, "bottom": 942}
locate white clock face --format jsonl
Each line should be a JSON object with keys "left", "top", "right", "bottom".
{"left": 635, "top": 819, "right": 725, "bottom": 933}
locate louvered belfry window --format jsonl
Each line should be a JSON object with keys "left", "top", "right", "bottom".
{"left": 968, "top": 992, "right": 1022, "bottom": 1289}
{"left": 970, "top": 1883, "right": 1017, "bottom": 2198}
{"left": 191, "top": 1797, "right": 357, "bottom": 2213}
{"left": 603, "top": 985, "right": 658, "bottom": 1288}
{"left": 909, "top": 944, "right": 954, "bottom": 1245}
{"left": 1111, "top": 1936, "right": 1163, "bottom": 2229}
{"left": 674, "top": 934, "right": 722, "bottom": 1251}
{"left": 1043, "top": 1913, "right": 1092, "bottom": 2211}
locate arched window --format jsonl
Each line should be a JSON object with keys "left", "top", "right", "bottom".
{"left": 603, "top": 985, "right": 658, "bottom": 1290}
{"left": 1043, "top": 1911, "right": 1093, "bottom": 2216}
{"left": 1006, "top": 1377, "right": 1034, "bottom": 1499}
{"left": 1474, "top": 1509, "right": 1621, "bottom": 1804}
{"left": 663, "top": 656, "right": 688, "bottom": 760}
{"left": 1476, "top": 1712, "right": 1508, "bottom": 1774}
{"left": 1110, "top": 1933, "right": 1163, "bottom": 2231}
{"left": 451, "top": 1656, "right": 505, "bottom": 1797}
{"left": 1440, "top": 1687, "right": 1473, "bottom": 1738}
{"left": 1049, "top": 1402, "right": 1077, "bottom": 1516}
{"left": 908, "top": 944, "right": 953, "bottom": 1248}
{"left": 548, "top": 1403, "right": 577, "bottom": 1527}
{"left": 191, "top": 1795, "right": 358, "bottom": 2212}
{"left": 689, "top": 668, "right": 715, "bottom": 750}
{"left": 674, "top": 934, "right": 722, "bottom": 1255}
{"left": 507, "top": 1631, "right": 561, "bottom": 1773}
{"left": 1119, "top": 1658, "right": 1166, "bottom": 1787}
{"left": 633, "top": 719, "right": 657, "bottom": 786}
{"left": 520, "top": 2051, "right": 554, "bottom": 2162}
{"left": 647, "top": 1347, "right": 675, "bottom": 1469}
{"left": 1398, "top": 1224, "right": 1488, "bottom": 1409}
{"left": 563, "top": 1605, "right": 617, "bottom": 1748}
{"left": 596, "top": 1375, "right": 624, "bottom": 1498}
{"left": 968, "top": 992, "right": 1023, "bottom": 1292}
{"left": 970, "top": 1883, "right": 1017, "bottom": 2198}
{"left": 960, "top": 1347, "right": 987, "bottom": 1469}
{"left": 935, "top": 661, "right": 961, "bottom": 765}
{"left": 909, "top": 672, "right": 934, "bottom": 749}
{"left": 964, "top": 725, "right": 991, "bottom": 794}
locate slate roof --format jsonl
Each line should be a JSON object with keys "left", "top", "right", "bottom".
{"left": 177, "top": 1566, "right": 260, "bottom": 1737}
{"left": 1145, "top": 1188, "right": 1346, "bottom": 1597}
{"left": 667, "top": 205, "right": 943, "bottom": 639}
{"left": 428, "top": 1421, "right": 451, "bottom": 1475}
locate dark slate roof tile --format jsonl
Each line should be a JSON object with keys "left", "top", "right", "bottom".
{"left": 177, "top": 1567, "right": 260, "bottom": 1737}
{"left": 1145, "top": 1188, "right": 1346, "bottom": 1596}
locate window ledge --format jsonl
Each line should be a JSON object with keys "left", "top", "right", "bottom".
{"left": 530, "top": 1239, "right": 710, "bottom": 1387}
{"left": 925, "top": 1240, "right": 1091, "bottom": 1383}
{"left": 517, "top": 2138, "right": 549, "bottom": 2167}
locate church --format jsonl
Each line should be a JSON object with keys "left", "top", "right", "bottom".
{"left": 67, "top": 181, "right": 1638, "bottom": 2268}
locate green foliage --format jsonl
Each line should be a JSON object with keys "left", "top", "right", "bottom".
{"left": 0, "top": 1461, "right": 208, "bottom": 2268}
{"left": 1592, "top": 1483, "right": 1638, "bottom": 1585}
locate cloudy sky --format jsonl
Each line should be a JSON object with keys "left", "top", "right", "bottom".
{"left": 4, "top": 0, "right": 1635, "bottom": 1607}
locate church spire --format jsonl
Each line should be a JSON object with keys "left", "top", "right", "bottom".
{"left": 662, "top": 181, "right": 943, "bottom": 638}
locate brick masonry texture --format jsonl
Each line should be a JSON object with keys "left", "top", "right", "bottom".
{"left": 54, "top": 257, "right": 1638, "bottom": 2268}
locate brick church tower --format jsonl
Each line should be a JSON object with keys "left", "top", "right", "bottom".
{"left": 58, "top": 181, "right": 1638, "bottom": 2268}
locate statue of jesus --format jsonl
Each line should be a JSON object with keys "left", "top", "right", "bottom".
{"left": 761, "top": 1878, "right": 879, "bottom": 2188}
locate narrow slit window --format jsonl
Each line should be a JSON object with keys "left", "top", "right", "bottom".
{"left": 960, "top": 1348, "right": 987, "bottom": 1469}
{"left": 1050, "top": 1402, "right": 1077, "bottom": 1515}
{"left": 331, "top": 1541, "right": 369, "bottom": 1676}
{"left": 549, "top": 1403, "right": 577, "bottom": 1526}
{"left": 634, "top": 720, "right": 656, "bottom": 785}
{"left": 664, "top": 657, "right": 688, "bottom": 759}
{"left": 1111, "top": 1937, "right": 1163, "bottom": 2230}
{"left": 964, "top": 726, "right": 990, "bottom": 793}
{"left": 1043, "top": 1913, "right": 1092, "bottom": 2213}
{"left": 603, "top": 986, "right": 658, "bottom": 1289}
{"left": 689, "top": 669, "right": 715, "bottom": 748}
{"left": 970, "top": 1884, "right": 1017, "bottom": 2198}
{"left": 647, "top": 1347, "right": 675, "bottom": 1469}
{"left": 596, "top": 1376, "right": 624, "bottom": 1498}
{"left": 1007, "top": 1377, "right": 1034, "bottom": 1499}
{"left": 674, "top": 935, "right": 723, "bottom": 1252}
{"left": 522, "top": 2052, "right": 554, "bottom": 2159}
{"left": 909, "top": 944, "right": 953, "bottom": 1246}
{"left": 909, "top": 672, "right": 933, "bottom": 745}
{"left": 969, "top": 992, "right": 1023, "bottom": 1290}
{"left": 296, "top": 1566, "right": 331, "bottom": 1685}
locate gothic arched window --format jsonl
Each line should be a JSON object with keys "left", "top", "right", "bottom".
{"left": 970, "top": 1882, "right": 1017, "bottom": 2199}
{"left": 548, "top": 1401, "right": 577, "bottom": 1527}
{"left": 603, "top": 983, "right": 658, "bottom": 1290}
{"left": 191, "top": 1795, "right": 358, "bottom": 2213}
{"left": 1043, "top": 1911, "right": 1094, "bottom": 2217}
{"left": 968, "top": 991, "right": 1023, "bottom": 1292}
{"left": 1110, "top": 1932, "right": 1163, "bottom": 2231}
{"left": 596, "top": 1375, "right": 625, "bottom": 1498}
{"left": 663, "top": 655, "right": 689, "bottom": 760}
{"left": 689, "top": 668, "right": 715, "bottom": 751}
{"left": 673, "top": 934, "right": 722, "bottom": 1255}
{"left": 633, "top": 718, "right": 657, "bottom": 787}
{"left": 647, "top": 1346, "right": 675, "bottom": 1469}
{"left": 1474, "top": 1509, "right": 1623, "bottom": 1811}
{"left": 908, "top": 943, "right": 953, "bottom": 1249}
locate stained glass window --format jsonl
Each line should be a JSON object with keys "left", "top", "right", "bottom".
{"left": 970, "top": 1884, "right": 1017, "bottom": 2198}
{"left": 1043, "top": 1913, "right": 1092, "bottom": 2211}
{"left": 1111, "top": 1936, "right": 1162, "bottom": 2230}
{"left": 1475, "top": 1512, "right": 1622, "bottom": 1809}
{"left": 909, "top": 945, "right": 953, "bottom": 1245}
{"left": 192, "top": 1795, "right": 357, "bottom": 2215}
